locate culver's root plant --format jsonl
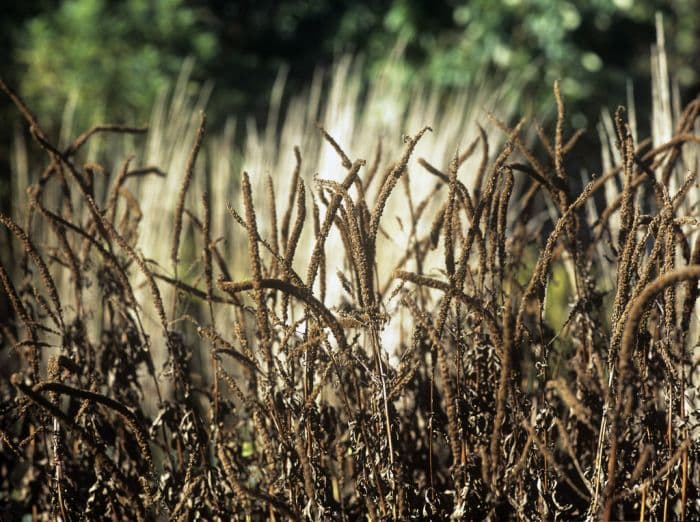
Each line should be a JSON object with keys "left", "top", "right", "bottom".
{"left": 1, "top": 31, "right": 700, "bottom": 520}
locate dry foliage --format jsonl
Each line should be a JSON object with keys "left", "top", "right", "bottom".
{"left": 1, "top": 68, "right": 700, "bottom": 521}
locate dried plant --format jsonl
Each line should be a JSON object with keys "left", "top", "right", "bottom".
{"left": 2, "top": 28, "right": 700, "bottom": 521}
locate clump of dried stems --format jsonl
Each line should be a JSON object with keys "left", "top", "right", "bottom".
{"left": 2, "top": 45, "right": 700, "bottom": 520}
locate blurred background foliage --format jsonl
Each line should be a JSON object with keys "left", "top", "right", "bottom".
{"left": 6, "top": 0, "right": 700, "bottom": 128}
{"left": 1, "top": 0, "right": 699, "bottom": 205}
{"left": 15, "top": 0, "right": 218, "bottom": 125}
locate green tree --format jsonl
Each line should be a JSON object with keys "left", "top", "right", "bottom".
{"left": 333, "top": 0, "right": 698, "bottom": 129}
{"left": 15, "top": 0, "right": 217, "bottom": 129}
